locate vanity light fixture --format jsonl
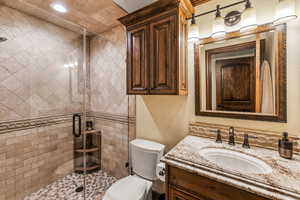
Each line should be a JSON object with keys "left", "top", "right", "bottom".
{"left": 51, "top": 3, "right": 67, "bottom": 13}
{"left": 211, "top": 5, "right": 226, "bottom": 38}
{"left": 188, "top": 14, "right": 200, "bottom": 43}
{"left": 187, "top": 0, "right": 296, "bottom": 38}
{"left": 274, "top": 0, "right": 297, "bottom": 25}
{"left": 240, "top": 0, "right": 257, "bottom": 32}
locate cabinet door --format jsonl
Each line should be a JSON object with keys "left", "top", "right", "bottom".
{"left": 149, "top": 15, "right": 177, "bottom": 94}
{"left": 169, "top": 187, "right": 207, "bottom": 200}
{"left": 127, "top": 25, "right": 149, "bottom": 94}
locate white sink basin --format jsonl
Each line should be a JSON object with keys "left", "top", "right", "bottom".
{"left": 199, "top": 148, "right": 272, "bottom": 175}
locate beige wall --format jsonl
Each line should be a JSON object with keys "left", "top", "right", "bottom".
{"left": 136, "top": 0, "right": 300, "bottom": 151}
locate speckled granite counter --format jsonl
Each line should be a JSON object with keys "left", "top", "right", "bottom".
{"left": 162, "top": 136, "right": 300, "bottom": 200}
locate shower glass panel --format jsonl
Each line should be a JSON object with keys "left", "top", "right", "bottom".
{"left": 0, "top": 4, "right": 89, "bottom": 200}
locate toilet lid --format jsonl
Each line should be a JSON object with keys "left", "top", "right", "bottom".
{"left": 104, "top": 176, "right": 147, "bottom": 200}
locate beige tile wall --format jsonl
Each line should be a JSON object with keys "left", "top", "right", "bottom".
{"left": 0, "top": 5, "right": 83, "bottom": 200}
{"left": 0, "top": 5, "right": 135, "bottom": 200}
{"left": 0, "top": 122, "right": 74, "bottom": 200}
{"left": 89, "top": 26, "right": 136, "bottom": 179}
{"left": 94, "top": 118, "right": 129, "bottom": 179}
{"left": 90, "top": 26, "right": 128, "bottom": 116}
{"left": 189, "top": 122, "right": 300, "bottom": 154}
{"left": 0, "top": 5, "right": 84, "bottom": 121}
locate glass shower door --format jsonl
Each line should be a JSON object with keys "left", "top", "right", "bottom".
{"left": 73, "top": 29, "right": 104, "bottom": 200}
{"left": 49, "top": 27, "right": 90, "bottom": 199}
{"left": 72, "top": 29, "right": 89, "bottom": 199}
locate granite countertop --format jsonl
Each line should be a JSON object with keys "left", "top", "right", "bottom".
{"left": 162, "top": 136, "right": 300, "bottom": 200}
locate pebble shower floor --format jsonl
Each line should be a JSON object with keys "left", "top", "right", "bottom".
{"left": 24, "top": 171, "right": 117, "bottom": 200}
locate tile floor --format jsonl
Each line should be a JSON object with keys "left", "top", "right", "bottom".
{"left": 24, "top": 170, "right": 165, "bottom": 200}
{"left": 24, "top": 171, "right": 117, "bottom": 200}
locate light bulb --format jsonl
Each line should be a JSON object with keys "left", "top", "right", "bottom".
{"left": 240, "top": 1, "right": 257, "bottom": 32}
{"left": 274, "top": 0, "right": 297, "bottom": 25}
{"left": 212, "top": 16, "right": 226, "bottom": 38}
{"left": 188, "top": 14, "right": 200, "bottom": 43}
{"left": 211, "top": 5, "right": 226, "bottom": 38}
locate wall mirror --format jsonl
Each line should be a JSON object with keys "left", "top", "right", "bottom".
{"left": 194, "top": 24, "right": 287, "bottom": 122}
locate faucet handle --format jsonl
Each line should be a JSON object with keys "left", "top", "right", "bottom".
{"left": 243, "top": 133, "right": 257, "bottom": 149}
{"left": 228, "top": 127, "right": 235, "bottom": 145}
{"left": 209, "top": 129, "right": 222, "bottom": 143}
{"left": 229, "top": 127, "right": 234, "bottom": 135}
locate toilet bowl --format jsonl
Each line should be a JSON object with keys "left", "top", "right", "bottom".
{"left": 103, "top": 139, "right": 165, "bottom": 200}
{"left": 103, "top": 175, "right": 152, "bottom": 200}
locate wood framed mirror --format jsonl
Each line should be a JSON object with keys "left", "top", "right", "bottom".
{"left": 194, "top": 24, "right": 287, "bottom": 122}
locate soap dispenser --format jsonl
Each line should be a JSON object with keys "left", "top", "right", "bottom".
{"left": 278, "top": 132, "right": 293, "bottom": 159}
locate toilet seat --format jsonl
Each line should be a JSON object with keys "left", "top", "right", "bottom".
{"left": 103, "top": 175, "right": 152, "bottom": 200}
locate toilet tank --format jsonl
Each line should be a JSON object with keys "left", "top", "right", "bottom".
{"left": 130, "top": 139, "right": 165, "bottom": 181}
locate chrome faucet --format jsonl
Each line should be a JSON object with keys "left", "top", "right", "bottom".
{"left": 228, "top": 127, "right": 235, "bottom": 145}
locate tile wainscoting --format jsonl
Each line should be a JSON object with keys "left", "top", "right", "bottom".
{"left": 0, "top": 111, "right": 136, "bottom": 200}
{"left": 88, "top": 111, "right": 136, "bottom": 179}
{"left": 0, "top": 115, "right": 74, "bottom": 200}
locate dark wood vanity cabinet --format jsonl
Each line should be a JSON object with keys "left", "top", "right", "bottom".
{"left": 119, "top": 0, "right": 192, "bottom": 95}
{"left": 170, "top": 186, "right": 210, "bottom": 200}
{"left": 170, "top": 187, "right": 204, "bottom": 200}
{"left": 166, "top": 165, "right": 271, "bottom": 200}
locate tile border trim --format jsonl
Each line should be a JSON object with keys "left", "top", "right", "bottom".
{"left": 189, "top": 122, "right": 300, "bottom": 154}
{"left": 0, "top": 114, "right": 73, "bottom": 134}
{"left": 88, "top": 111, "right": 136, "bottom": 125}
{"left": 0, "top": 112, "right": 136, "bottom": 134}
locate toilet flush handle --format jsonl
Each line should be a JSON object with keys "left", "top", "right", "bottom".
{"left": 159, "top": 169, "right": 165, "bottom": 176}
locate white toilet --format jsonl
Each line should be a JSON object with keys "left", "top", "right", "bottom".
{"left": 103, "top": 139, "right": 165, "bottom": 200}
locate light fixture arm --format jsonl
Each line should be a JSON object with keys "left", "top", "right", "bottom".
{"left": 191, "top": 13, "right": 196, "bottom": 24}
{"left": 216, "top": 5, "right": 221, "bottom": 17}
{"left": 245, "top": 0, "right": 252, "bottom": 9}
{"left": 187, "top": 0, "right": 247, "bottom": 20}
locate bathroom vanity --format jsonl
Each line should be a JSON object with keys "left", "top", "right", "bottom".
{"left": 162, "top": 126, "right": 300, "bottom": 200}
{"left": 167, "top": 166, "right": 269, "bottom": 200}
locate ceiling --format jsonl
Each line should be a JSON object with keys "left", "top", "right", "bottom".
{"left": 113, "top": 0, "right": 157, "bottom": 13}
{"left": 0, "top": 0, "right": 211, "bottom": 35}
{"left": 0, "top": 0, "right": 127, "bottom": 34}
{"left": 190, "top": 0, "right": 212, "bottom": 7}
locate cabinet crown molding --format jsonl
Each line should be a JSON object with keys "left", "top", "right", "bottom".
{"left": 118, "top": 0, "right": 193, "bottom": 27}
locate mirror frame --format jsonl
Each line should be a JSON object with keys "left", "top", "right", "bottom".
{"left": 194, "top": 23, "right": 287, "bottom": 122}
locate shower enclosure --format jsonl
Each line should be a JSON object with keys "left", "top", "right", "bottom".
{"left": 0, "top": 3, "right": 117, "bottom": 200}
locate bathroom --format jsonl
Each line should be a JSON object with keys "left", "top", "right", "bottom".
{"left": 0, "top": 0, "right": 299, "bottom": 200}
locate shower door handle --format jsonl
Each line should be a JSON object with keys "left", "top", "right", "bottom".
{"left": 73, "top": 114, "right": 81, "bottom": 137}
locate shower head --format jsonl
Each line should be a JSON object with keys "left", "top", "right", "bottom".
{"left": 0, "top": 37, "right": 7, "bottom": 43}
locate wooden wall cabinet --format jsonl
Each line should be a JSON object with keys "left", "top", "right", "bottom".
{"left": 166, "top": 165, "right": 271, "bottom": 200}
{"left": 119, "top": 0, "right": 193, "bottom": 95}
